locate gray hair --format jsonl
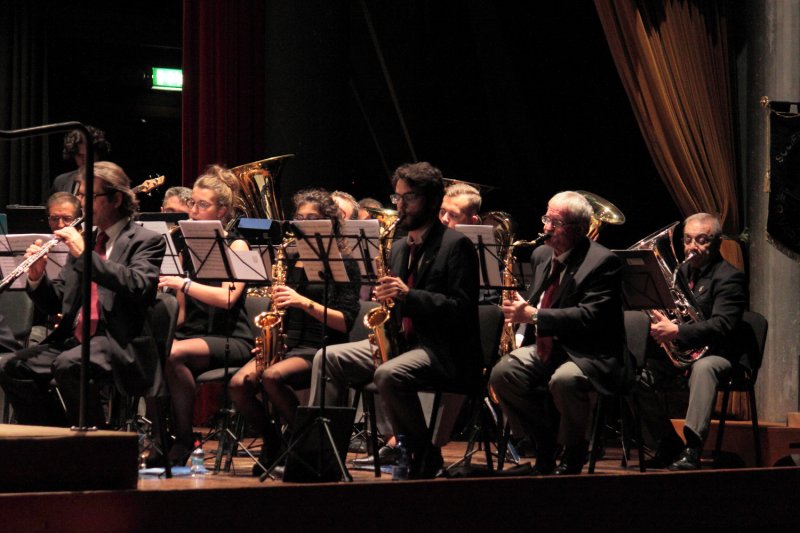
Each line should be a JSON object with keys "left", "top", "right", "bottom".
{"left": 549, "top": 191, "right": 593, "bottom": 229}
{"left": 163, "top": 186, "right": 192, "bottom": 207}
{"left": 685, "top": 213, "right": 723, "bottom": 239}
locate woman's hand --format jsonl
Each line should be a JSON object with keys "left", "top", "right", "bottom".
{"left": 159, "top": 275, "right": 187, "bottom": 292}
{"left": 271, "top": 285, "right": 312, "bottom": 310}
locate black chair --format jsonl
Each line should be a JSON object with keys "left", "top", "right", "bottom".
{"left": 108, "top": 292, "right": 178, "bottom": 476}
{"left": 713, "top": 310, "right": 768, "bottom": 467}
{"left": 196, "top": 295, "right": 271, "bottom": 472}
{"left": 357, "top": 305, "right": 494, "bottom": 478}
{"left": 0, "top": 290, "right": 35, "bottom": 348}
{"left": 587, "top": 310, "right": 648, "bottom": 474}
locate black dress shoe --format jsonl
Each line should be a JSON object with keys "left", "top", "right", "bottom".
{"left": 553, "top": 444, "right": 587, "bottom": 475}
{"left": 529, "top": 459, "right": 556, "bottom": 476}
{"left": 643, "top": 436, "right": 685, "bottom": 469}
{"left": 352, "top": 445, "right": 402, "bottom": 467}
{"left": 668, "top": 447, "right": 701, "bottom": 471}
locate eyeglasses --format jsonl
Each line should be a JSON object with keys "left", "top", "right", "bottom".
{"left": 682, "top": 234, "right": 714, "bottom": 246}
{"left": 48, "top": 215, "right": 77, "bottom": 224}
{"left": 541, "top": 215, "right": 574, "bottom": 229}
{"left": 390, "top": 192, "right": 422, "bottom": 205}
{"left": 294, "top": 214, "right": 325, "bottom": 221}
{"left": 186, "top": 199, "right": 218, "bottom": 211}
{"left": 75, "top": 192, "right": 110, "bottom": 199}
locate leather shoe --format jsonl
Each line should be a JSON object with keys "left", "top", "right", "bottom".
{"left": 552, "top": 444, "right": 587, "bottom": 475}
{"left": 643, "top": 441, "right": 684, "bottom": 469}
{"left": 352, "top": 445, "right": 402, "bottom": 467}
{"left": 529, "top": 459, "right": 556, "bottom": 476}
{"left": 668, "top": 447, "right": 701, "bottom": 471}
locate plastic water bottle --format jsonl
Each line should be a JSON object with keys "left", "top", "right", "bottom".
{"left": 392, "top": 435, "right": 410, "bottom": 480}
{"left": 190, "top": 439, "right": 207, "bottom": 476}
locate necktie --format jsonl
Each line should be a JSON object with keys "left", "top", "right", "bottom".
{"left": 75, "top": 231, "right": 108, "bottom": 342}
{"left": 402, "top": 242, "right": 420, "bottom": 341}
{"left": 535, "top": 259, "right": 564, "bottom": 364}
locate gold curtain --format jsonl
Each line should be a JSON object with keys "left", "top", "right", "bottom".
{"left": 593, "top": 0, "right": 740, "bottom": 235}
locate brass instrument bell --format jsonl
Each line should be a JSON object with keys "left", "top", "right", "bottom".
{"left": 576, "top": 190, "right": 626, "bottom": 240}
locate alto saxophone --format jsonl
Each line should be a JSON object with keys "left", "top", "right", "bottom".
{"left": 254, "top": 235, "right": 295, "bottom": 374}
{"left": 363, "top": 214, "right": 402, "bottom": 368}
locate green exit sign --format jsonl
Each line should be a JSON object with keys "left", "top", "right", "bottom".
{"left": 152, "top": 67, "right": 183, "bottom": 91}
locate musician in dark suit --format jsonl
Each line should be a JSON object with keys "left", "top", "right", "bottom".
{"left": 309, "top": 161, "right": 481, "bottom": 478}
{"left": 638, "top": 213, "right": 746, "bottom": 470}
{"left": 0, "top": 161, "right": 165, "bottom": 426}
{"left": 489, "top": 191, "right": 625, "bottom": 475}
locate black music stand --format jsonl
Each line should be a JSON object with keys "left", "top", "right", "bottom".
{"left": 613, "top": 249, "right": 675, "bottom": 311}
{"left": 259, "top": 219, "right": 356, "bottom": 483}
{"left": 180, "top": 219, "right": 271, "bottom": 473}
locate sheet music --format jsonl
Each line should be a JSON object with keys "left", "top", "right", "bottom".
{"left": 179, "top": 220, "right": 229, "bottom": 280}
{"left": 340, "top": 219, "right": 380, "bottom": 277}
{"left": 0, "top": 256, "right": 25, "bottom": 289}
{"left": 227, "top": 248, "right": 269, "bottom": 282}
{"left": 291, "top": 219, "right": 350, "bottom": 283}
{"left": 0, "top": 233, "right": 54, "bottom": 254}
{"left": 138, "top": 221, "right": 184, "bottom": 275}
{"left": 254, "top": 245, "right": 274, "bottom": 280}
{"left": 454, "top": 224, "right": 503, "bottom": 288}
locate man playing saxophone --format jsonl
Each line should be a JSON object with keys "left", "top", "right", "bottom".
{"left": 229, "top": 188, "right": 361, "bottom": 475}
{"left": 489, "top": 191, "right": 625, "bottom": 475}
{"left": 310, "top": 162, "right": 481, "bottom": 479}
{"left": 638, "top": 213, "right": 746, "bottom": 470}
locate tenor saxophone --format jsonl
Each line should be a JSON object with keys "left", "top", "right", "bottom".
{"left": 254, "top": 235, "right": 295, "bottom": 374}
{"left": 363, "top": 214, "right": 402, "bottom": 368}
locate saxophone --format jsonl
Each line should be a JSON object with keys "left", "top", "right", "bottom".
{"left": 254, "top": 235, "right": 295, "bottom": 374}
{"left": 363, "top": 212, "right": 402, "bottom": 368}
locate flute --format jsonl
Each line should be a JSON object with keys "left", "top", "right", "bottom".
{"left": 0, "top": 216, "right": 84, "bottom": 290}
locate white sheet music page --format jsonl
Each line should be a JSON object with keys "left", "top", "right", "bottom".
{"left": 227, "top": 248, "right": 269, "bottom": 282}
{"left": 0, "top": 234, "right": 53, "bottom": 254}
{"left": 179, "top": 219, "right": 229, "bottom": 280}
{"left": 138, "top": 220, "right": 184, "bottom": 275}
{"left": 0, "top": 256, "right": 26, "bottom": 289}
{"left": 454, "top": 224, "right": 503, "bottom": 288}
{"left": 340, "top": 219, "right": 380, "bottom": 277}
{"left": 291, "top": 219, "right": 349, "bottom": 283}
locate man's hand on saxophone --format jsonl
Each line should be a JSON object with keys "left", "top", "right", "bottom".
{"left": 374, "top": 274, "right": 409, "bottom": 302}
{"left": 502, "top": 292, "right": 534, "bottom": 325}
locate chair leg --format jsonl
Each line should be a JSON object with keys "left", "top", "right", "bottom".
{"left": 156, "top": 397, "right": 172, "bottom": 478}
{"left": 627, "top": 393, "right": 646, "bottom": 473}
{"left": 363, "top": 391, "right": 381, "bottom": 478}
{"left": 588, "top": 395, "right": 604, "bottom": 474}
{"left": 748, "top": 383, "right": 762, "bottom": 467}
{"left": 418, "top": 391, "right": 442, "bottom": 475}
{"left": 713, "top": 384, "right": 732, "bottom": 463}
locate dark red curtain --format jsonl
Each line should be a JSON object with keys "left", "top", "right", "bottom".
{"left": 182, "top": 0, "right": 266, "bottom": 185}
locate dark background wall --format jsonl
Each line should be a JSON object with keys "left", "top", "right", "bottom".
{"left": 39, "top": 0, "right": 681, "bottom": 249}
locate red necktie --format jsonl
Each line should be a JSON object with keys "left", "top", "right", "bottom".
{"left": 536, "top": 259, "right": 564, "bottom": 364}
{"left": 75, "top": 231, "right": 108, "bottom": 342}
{"left": 402, "top": 242, "right": 419, "bottom": 341}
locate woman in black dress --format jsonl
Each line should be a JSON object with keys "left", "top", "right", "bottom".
{"left": 158, "top": 164, "right": 254, "bottom": 464}
{"left": 229, "top": 188, "right": 361, "bottom": 473}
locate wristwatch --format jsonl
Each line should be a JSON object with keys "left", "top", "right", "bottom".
{"left": 528, "top": 307, "right": 538, "bottom": 325}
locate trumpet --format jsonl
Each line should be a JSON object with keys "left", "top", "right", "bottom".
{"left": 0, "top": 216, "right": 84, "bottom": 291}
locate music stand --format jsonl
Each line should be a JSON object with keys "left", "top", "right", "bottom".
{"left": 137, "top": 220, "right": 185, "bottom": 277}
{"left": 340, "top": 219, "right": 381, "bottom": 290}
{"left": 454, "top": 224, "right": 505, "bottom": 292}
{"left": 259, "top": 219, "right": 356, "bottom": 483}
{"left": 613, "top": 249, "right": 675, "bottom": 311}
{"left": 0, "top": 232, "right": 70, "bottom": 293}
{"left": 179, "top": 219, "right": 272, "bottom": 472}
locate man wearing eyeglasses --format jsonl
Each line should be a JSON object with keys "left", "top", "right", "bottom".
{"left": 46, "top": 192, "right": 82, "bottom": 232}
{"left": 0, "top": 161, "right": 165, "bottom": 427}
{"left": 310, "top": 161, "right": 481, "bottom": 479}
{"left": 489, "top": 191, "right": 625, "bottom": 475}
{"left": 638, "top": 213, "right": 746, "bottom": 471}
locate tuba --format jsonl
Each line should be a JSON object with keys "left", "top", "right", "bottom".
{"left": 229, "top": 154, "right": 294, "bottom": 227}
{"left": 628, "top": 222, "right": 708, "bottom": 368}
{"left": 253, "top": 234, "right": 295, "bottom": 374}
{"left": 577, "top": 190, "right": 626, "bottom": 240}
{"left": 363, "top": 210, "right": 402, "bottom": 368}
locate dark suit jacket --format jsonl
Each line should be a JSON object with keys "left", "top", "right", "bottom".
{"left": 390, "top": 222, "right": 481, "bottom": 387}
{"left": 526, "top": 236, "right": 626, "bottom": 395}
{"left": 676, "top": 254, "right": 747, "bottom": 367}
{"left": 29, "top": 219, "right": 166, "bottom": 396}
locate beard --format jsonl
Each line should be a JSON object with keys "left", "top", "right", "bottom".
{"left": 400, "top": 207, "right": 433, "bottom": 231}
